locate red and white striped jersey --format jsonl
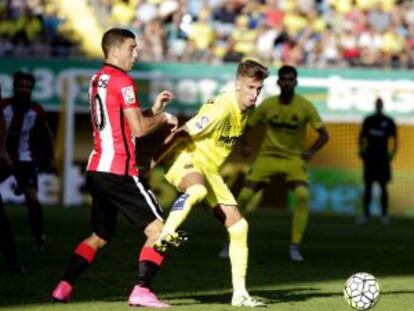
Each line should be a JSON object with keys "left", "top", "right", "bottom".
{"left": 0, "top": 98, "right": 46, "bottom": 162}
{"left": 86, "top": 64, "right": 140, "bottom": 176}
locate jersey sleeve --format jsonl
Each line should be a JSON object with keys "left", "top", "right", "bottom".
{"left": 118, "top": 76, "right": 140, "bottom": 110}
{"left": 306, "top": 101, "right": 324, "bottom": 130}
{"left": 186, "top": 97, "right": 227, "bottom": 138}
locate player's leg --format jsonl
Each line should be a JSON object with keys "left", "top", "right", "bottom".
{"left": 0, "top": 194, "right": 24, "bottom": 272}
{"left": 237, "top": 182, "right": 266, "bottom": 215}
{"left": 155, "top": 157, "right": 208, "bottom": 249}
{"left": 379, "top": 181, "right": 390, "bottom": 224}
{"left": 361, "top": 159, "right": 375, "bottom": 223}
{"left": 23, "top": 187, "right": 44, "bottom": 249}
{"left": 51, "top": 172, "right": 115, "bottom": 302}
{"left": 237, "top": 156, "right": 273, "bottom": 215}
{"left": 128, "top": 219, "right": 170, "bottom": 307}
{"left": 286, "top": 159, "right": 309, "bottom": 262}
{"left": 207, "top": 173, "right": 264, "bottom": 306}
{"left": 362, "top": 180, "right": 373, "bottom": 221}
{"left": 219, "top": 181, "right": 265, "bottom": 258}
{"left": 213, "top": 204, "right": 264, "bottom": 307}
{"left": 15, "top": 162, "right": 44, "bottom": 250}
{"left": 220, "top": 159, "right": 272, "bottom": 259}
{"left": 289, "top": 184, "right": 309, "bottom": 262}
{"left": 379, "top": 160, "right": 391, "bottom": 224}
{"left": 119, "top": 175, "right": 170, "bottom": 307}
{"left": 51, "top": 233, "right": 107, "bottom": 302}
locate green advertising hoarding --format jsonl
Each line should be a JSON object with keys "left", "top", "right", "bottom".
{"left": 1, "top": 59, "right": 414, "bottom": 123}
{"left": 1, "top": 59, "right": 413, "bottom": 213}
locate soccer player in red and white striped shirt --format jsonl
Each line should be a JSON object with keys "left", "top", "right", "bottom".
{"left": 0, "top": 71, "right": 55, "bottom": 252}
{"left": 51, "top": 28, "right": 178, "bottom": 308}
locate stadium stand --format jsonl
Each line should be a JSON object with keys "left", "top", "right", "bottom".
{"left": 2, "top": 0, "right": 414, "bottom": 67}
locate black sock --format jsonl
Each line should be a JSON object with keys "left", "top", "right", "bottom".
{"left": 137, "top": 260, "right": 160, "bottom": 288}
{"left": 62, "top": 254, "right": 91, "bottom": 285}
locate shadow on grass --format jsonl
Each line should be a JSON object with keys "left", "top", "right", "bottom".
{"left": 3, "top": 207, "right": 414, "bottom": 309}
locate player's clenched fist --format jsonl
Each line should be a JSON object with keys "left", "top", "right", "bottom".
{"left": 152, "top": 91, "right": 175, "bottom": 114}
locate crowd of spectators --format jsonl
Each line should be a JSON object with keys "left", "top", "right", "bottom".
{"left": 2, "top": 0, "right": 414, "bottom": 68}
{"left": 0, "top": 0, "right": 77, "bottom": 57}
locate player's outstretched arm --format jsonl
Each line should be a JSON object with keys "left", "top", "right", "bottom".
{"left": 124, "top": 106, "right": 177, "bottom": 138}
{"left": 151, "top": 126, "right": 191, "bottom": 169}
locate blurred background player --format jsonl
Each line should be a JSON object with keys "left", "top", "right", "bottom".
{"left": 0, "top": 83, "right": 25, "bottom": 273}
{"left": 358, "top": 97, "right": 397, "bottom": 225}
{"left": 153, "top": 59, "right": 269, "bottom": 307}
{"left": 220, "top": 65, "right": 328, "bottom": 262}
{"left": 0, "top": 70, "right": 55, "bottom": 251}
{"left": 50, "top": 28, "right": 178, "bottom": 307}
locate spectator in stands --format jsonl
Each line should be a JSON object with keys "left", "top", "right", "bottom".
{"left": 3, "top": 0, "right": 414, "bottom": 67}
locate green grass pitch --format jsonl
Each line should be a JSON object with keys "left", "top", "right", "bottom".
{"left": 1, "top": 204, "right": 414, "bottom": 310}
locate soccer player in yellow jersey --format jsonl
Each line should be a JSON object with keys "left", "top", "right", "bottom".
{"left": 154, "top": 60, "right": 269, "bottom": 307}
{"left": 231, "top": 65, "right": 329, "bottom": 262}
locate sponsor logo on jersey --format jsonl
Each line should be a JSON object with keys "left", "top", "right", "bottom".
{"left": 121, "top": 86, "right": 136, "bottom": 105}
{"left": 269, "top": 119, "right": 299, "bottom": 130}
{"left": 195, "top": 116, "right": 210, "bottom": 130}
{"left": 217, "top": 135, "right": 240, "bottom": 147}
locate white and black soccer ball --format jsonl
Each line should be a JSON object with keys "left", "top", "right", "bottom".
{"left": 343, "top": 272, "right": 380, "bottom": 310}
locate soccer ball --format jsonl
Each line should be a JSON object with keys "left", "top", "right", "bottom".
{"left": 343, "top": 272, "right": 380, "bottom": 310}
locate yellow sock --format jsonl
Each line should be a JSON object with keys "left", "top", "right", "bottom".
{"left": 291, "top": 186, "right": 309, "bottom": 245}
{"left": 162, "top": 184, "right": 207, "bottom": 235}
{"left": 228, "top": 218, "right": 249, "bottom": 295}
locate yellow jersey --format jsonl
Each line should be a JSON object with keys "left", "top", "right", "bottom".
{"left": 248, "top": 94, "right": 324, "bottom": 159}
{"left": 179, "top": 90, "right": 249, "bottom": 171}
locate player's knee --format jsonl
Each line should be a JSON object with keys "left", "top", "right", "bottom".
{"left": 227, "top": 218, "right": 248, "bottom": 239}
{"left": 144, "top": 219, "right": 163, "bottom": 240}
{"left": 294, "top": 186, "right": 309, "bottom": 203}
{"left": 87, "top": 233, "right": 108, "bottom": 249}
{"left": 170, "top": 184, "right": 207, "bottom": 212}
{"left": 187, "top": 184, "right": 208, "bottom": 202}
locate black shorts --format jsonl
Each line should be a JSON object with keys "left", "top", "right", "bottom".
{"left": 363, "top": 158, "right": 391, "bottom": 183}
{"left": 0, "top": 161, "right": 38, "bottom": 193}
{"left": 86, "top": 171, "right": 163, "bottom": 241}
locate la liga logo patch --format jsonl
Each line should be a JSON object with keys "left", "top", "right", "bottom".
{"left": 121, "top": 86, "right": 136, "bottom": 105}
{"left": 195, "top": 116, "right": 210, "bottom": 129}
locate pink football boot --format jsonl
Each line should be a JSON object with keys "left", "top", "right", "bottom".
{"left": 51, "top": 280, "right": 73, "bottom": 303}
{"left": 128, "top": 285, "right": 170, "bottom": 308}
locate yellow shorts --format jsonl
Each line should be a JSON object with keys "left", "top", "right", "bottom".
{"left": 246, "top": 155, "right": 308, "bottom": 184}
{"left": 165, "top": 152, "right": 237, "bottom": 207}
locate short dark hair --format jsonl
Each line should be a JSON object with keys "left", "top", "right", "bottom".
{"left": 236, "top": 60, "right": 269, "bottom": 81}
{"left": 101, "top": 28, "right": 136, "bottom": 58}
{"left": 278, "top": 65, "right": 297, "bottom": 78}
{"left": 13, "top": 70, "right": 35, "bottom": 88}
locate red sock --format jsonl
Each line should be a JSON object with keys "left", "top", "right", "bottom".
{"left": 137, "top": 246, "right": 165, "bottom": 287}
{"left": 139, "top": 246, "right": 165, "bottom": 265}
{"left": 74, "top": 242, "right": 97, "bottom": 264}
